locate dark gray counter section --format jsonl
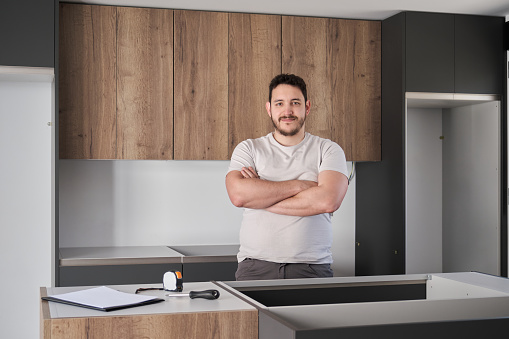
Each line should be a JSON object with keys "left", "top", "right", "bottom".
{"left": 169, "top": 245, "right": 239, "bottom": 282}
{"left": 169, "top": 245, "right": 239, "bottom": 263}
{"left": 59, "top": 245, "right": 239, "bottom": 286}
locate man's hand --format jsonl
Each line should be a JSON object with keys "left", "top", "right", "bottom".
{"left": 240, "top": 167, "right": 259, "bottom": 179}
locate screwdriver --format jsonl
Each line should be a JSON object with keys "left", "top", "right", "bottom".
{"left": 166, "top": 289, "right": 220, "bottom": 300}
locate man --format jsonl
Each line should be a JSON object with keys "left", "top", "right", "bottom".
{"left": 225, "top": 73, "right": 349, "bottom": 280}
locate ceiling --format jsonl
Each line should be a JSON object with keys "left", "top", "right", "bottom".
{"left": 75, "top": 0, "right": 509, "bottom": 20}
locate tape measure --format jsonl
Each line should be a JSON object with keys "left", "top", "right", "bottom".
{"left": 163, "top": 271, "right": 183, "bottom": 292}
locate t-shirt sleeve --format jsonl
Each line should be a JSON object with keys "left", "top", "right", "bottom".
{"left": 227, "top": 140, "right": 256, "bottom": 174}
{"left": 319, "top": 141, "right": 349, "bottom": 178}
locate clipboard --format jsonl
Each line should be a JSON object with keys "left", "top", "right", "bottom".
{"left": 42, "top": 286, "right": 164, "bottom": 312}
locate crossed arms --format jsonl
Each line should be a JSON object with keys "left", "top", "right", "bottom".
{"left": 225, "top": 167, "right": 349, "bottom": 217}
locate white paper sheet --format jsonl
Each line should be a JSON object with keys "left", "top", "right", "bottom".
{"left": 47, "top": 286, "right": 160, "bottom": 309}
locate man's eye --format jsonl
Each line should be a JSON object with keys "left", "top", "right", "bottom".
{"left": 292, "top": 101, "right": 300, "bottom": 105}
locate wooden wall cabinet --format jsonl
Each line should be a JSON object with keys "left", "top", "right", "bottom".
{"left": 174, "top": 10, "right": 229, "bottom": 160}
{"left": 282, "top": 16, "right": 381, "bottom": 161}
{"left": 117, "top": 7, "right": 173, "bottom": 160}
{"left": 60, "top": 4, "right": 381, "bottom": 161}
{"left": 59, "top": 4, "right": 117, "bottom": 159}
{"left": 59, "top": 4, "right": 173, "bottom": 160}
{"left": 228, "top": 13, "right": 282, "bottom": 158}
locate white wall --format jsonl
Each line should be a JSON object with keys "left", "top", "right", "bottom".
{"left": 59, "top": 160, "right": 356, "bottom": 276}
{"left": 0, "top": 72, "right": 54, "bottom": 339}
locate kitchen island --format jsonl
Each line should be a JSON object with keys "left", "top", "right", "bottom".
{"left": 40, "top": 281, "right": 256, "bottom": 339}
{"left": 41, "top": 272, "right": 509, "bottom": 338}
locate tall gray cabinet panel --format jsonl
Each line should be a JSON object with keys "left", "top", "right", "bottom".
{"left": 356, "top": 12, "right": 406, "bottom": 276}
{"left": 0, "top": 0, "right": 55, "bottom": 67}
{"left": 356, "top": 11, "right": 506, "bottom": 276}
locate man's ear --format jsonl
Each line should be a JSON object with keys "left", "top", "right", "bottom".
{"left": 305, "top": 100, "right": 311, "bottom": 116}
{"left": 266, "top": 102, "right": 271, "bottom": 117}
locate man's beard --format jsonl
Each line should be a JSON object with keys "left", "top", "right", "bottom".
{"left": 271, "top": 114, "right": 306, "bottom": 137}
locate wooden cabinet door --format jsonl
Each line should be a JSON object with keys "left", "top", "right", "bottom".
{"left": 332, "top": 19, "right": 381, "bottom": 161}
{"left": 282, "top": 16, "right": 381, "bottom": 161}
{"left": 117, "top": 7, "right": 173, "bottom": 160}
{"left": 59, "top": 4, "right": 117, "bottom": 159}
{"left": 174, "top": 10, "right": 229, "bottom": 160}
{"left": 228, "top": 13, "right": 281, "bottom": 157}
{"left": 282, "top": 16, "right": 333, "bottom": 141}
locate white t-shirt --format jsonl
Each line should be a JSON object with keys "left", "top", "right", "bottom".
{"left": 228, "top": 132, "right": 348, "bottom": 264}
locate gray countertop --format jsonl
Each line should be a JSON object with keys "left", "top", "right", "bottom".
{"left": 43, "top": 281, "right": 255, "bottom": 319}
{"left": 218, "top": 272, "right": 509, "bottom": 330}
{"left": 59, "top": 245, "right": 239, "bottom": 267}
{"left": 169, "top": 244, "right": 239, "bottom": 263}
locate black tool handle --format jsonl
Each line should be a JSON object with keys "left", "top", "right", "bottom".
{"left": 189, "top": 289, "right": 220, "bottom": 300}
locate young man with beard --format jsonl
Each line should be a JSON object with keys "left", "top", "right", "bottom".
{"left": 225, "top": 73, "right": 349, "bottom": 280}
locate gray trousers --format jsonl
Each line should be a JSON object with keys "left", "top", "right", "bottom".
{"left": 235, "top": 258, "right": 333, "bottom": 281}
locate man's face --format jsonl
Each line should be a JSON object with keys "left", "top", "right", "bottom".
{"left": 266, "top": 84, "right": 310, "bottom": 137}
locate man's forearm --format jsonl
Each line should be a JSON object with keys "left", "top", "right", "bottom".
{"left": 225, "top": 171, "right": 317, "bottom": 209}
{"left": 265, "top": 187, "right": 334, "bottom": 216}
{"left": 266, "top": 171, "right": 349, "bottom": 216}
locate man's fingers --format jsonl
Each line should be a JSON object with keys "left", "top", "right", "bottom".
{"left": 241, "top": 167, "right": 259, "bottom": 179}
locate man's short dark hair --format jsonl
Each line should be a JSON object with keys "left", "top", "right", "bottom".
{"left": 268, "top": 73, "right": 307, "bottom": 103}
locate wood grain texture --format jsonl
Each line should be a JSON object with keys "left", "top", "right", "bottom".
{"left": 59, "top": 3, "right": 117, "bottom": 159}
{"left": 43, "top": 310, "right": 258, "bottom": 339}
{"left": 282, "top": 16, "right": 333, "bottom": 140}
{"left": 174, "top": 10, "right": 229, "bottom": 160}
{"left": 332, "top": 19, "right": 381, "bottom": 161}
{"left": 40, "top": 288, "right": 51, "bottom": 339}
{"left": 117, "top": 7, "right": 174, "bottom": 160}
{"left": 228, "top": 13, "right": 281, "bottom": 158}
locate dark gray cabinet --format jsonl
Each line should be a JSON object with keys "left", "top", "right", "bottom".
{"left": 356, "top": 11, "right": 506, "bottom": 276}
{"left": 171, "top": 245, "right": 239, "bottom": 282}
{"left": 58, "top": 245, "right": 239, "bottom": 286}
{"left": 406, "top": 12, "right": 504, "bottom": 94}
{"left": 454, "top": 14, "right": 505, "bottom": 94}
{"left": 406, "top": 12, "right": 455, "bottom": 93}
{"left": 59, "top": 263, "right": 182, "bottom": 287}
{"left": 0, "top": 0, "right": 54, "bottom": 67}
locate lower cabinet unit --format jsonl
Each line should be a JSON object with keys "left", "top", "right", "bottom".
{"left": 59, "top": 264, "right": 182, "bottom": 287}
{"left": 182, "top": 262, "right": 238, "bottom": 282}
{"left": 41, "top": 281, "right": 258, "bottom": 339}
{"left": 170, "top": 245, "right": 239, "bottom": 282}
{"left": 58, "top": 246, "right": 183, "bottom": 287}
{"left": 219, "top": 272, "right": 509, "bottom": 339}
{"left": 58, "top": 245, "right": 239, "bottom": 286}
